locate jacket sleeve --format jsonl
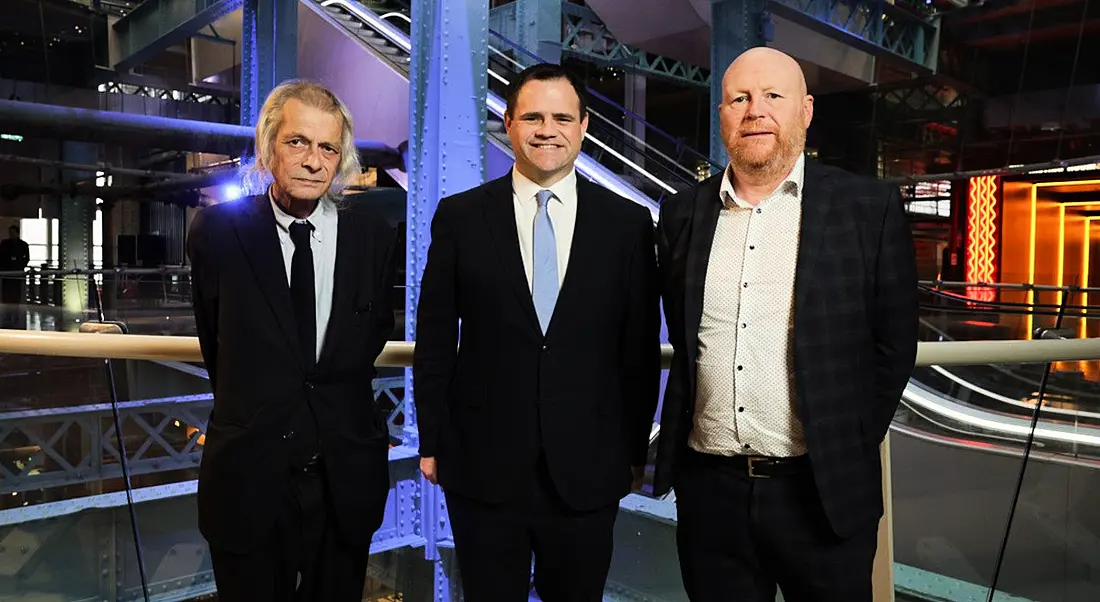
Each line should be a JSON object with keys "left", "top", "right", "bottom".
{"left": 187, "top": 209, "right": 220, "bottom": 391}
{"left": 622, "top": 207, "right": 662, "bottom": 466}
{"left": 869, "top": 185, "right": 918, "bottom": 441}
{"left": 370, "top": 222, "right": 398, "bottom": 363}
{"left": 411, "top": 199, "right": 460, "bottom": 458}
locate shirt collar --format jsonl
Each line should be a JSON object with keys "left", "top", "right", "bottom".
{"left": 511, "top": 166, "right": 577, "bottom": 206}
{"left": 269, "top": 188, "right": 327, "bottom": 242}
{"left": 719, "top": 152, "right": 805, "bottom": 209}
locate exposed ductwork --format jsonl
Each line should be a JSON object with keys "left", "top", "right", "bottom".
{"left": 0, "top": 99, "right": 405, "bottom": 169}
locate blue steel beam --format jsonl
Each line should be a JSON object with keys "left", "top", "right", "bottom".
{"left": 710, "top": 0, "right": 767, "bottom": 169}
{"left": 111, "top": 0, "right": 242, "bottom": 72}
{"left": 767, "top": 0, "right": 939, "bottom": 73}
{"left": 516, "top": 0, "right": 562, "bottom": 66}
{"left": 241, "top": 0, "right": 299, "bottom": 125}
{"left": 407, "top": 0, "right": 488, "bottom": 599}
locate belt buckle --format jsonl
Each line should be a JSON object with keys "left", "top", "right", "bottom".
{"left": 747, "top": 457, "right": 770, "bottom": 479}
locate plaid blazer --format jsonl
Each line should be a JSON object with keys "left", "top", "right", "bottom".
{"left": 653, "top": 158, "right": 918, "bottom": 538}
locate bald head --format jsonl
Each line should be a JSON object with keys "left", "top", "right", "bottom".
{"left": 717, "top": 47, "right": 813, "bottom": 186}
{"left": 722, "top": 47, "right": 808, "bottom": 102}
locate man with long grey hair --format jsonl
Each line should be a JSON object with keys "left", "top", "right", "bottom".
{"left": 188, "top": 79, "right": 397, "bottom": 600}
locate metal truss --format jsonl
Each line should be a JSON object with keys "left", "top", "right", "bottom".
{"left": 768, "top": 0, "right": 939, "bottom": 72}
{"left": 560, "top": 4, "right": 711, "bottom": 89}
{"left": 0, "top": 377, "right": 406, "bottom": 497}
{"left": 98, "top": 81, "right": 239, "bottom": 107}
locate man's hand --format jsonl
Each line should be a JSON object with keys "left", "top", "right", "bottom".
{"left": 631, "top": 465, "right": 645, "bottom": 491}
{"left": 420, "top": 456, "right": 438, "bottom": 484}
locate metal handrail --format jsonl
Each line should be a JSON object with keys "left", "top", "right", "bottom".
{"left": 5, "top": 329, "right": 1100, "bottom": 367}
{"left": 922, "top": 280, "right": 1100, "bottom": 294}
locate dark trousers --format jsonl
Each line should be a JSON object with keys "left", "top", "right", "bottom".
{"left": 208, "top": 464, "right": 369, "bottom": 602}
{"left": 445, "top": 455, "right": 619, "bottom": 602}
{"left": 675, "top": 449, "right": 878, "bottom": 602}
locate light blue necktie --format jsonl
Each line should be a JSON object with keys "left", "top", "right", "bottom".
{"left": 532, "top": 189, "right": 559, "bottom": 334}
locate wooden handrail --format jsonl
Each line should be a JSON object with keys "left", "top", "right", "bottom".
{"left": 3, "top": 329, "right": 1100, "bottom": 367}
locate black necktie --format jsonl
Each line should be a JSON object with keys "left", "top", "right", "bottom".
{"left": 289, "top": 221, "right": 316, "bottom": 370}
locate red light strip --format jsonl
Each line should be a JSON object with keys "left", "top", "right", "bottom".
{"left": 966, "top": 176, "right": 998, "bottom": 302}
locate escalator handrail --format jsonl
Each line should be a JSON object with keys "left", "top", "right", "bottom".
{"left": 320, "top": 0, "right": 410, "bottom": 53}
{"left": 485, "top": 39, "right": 699, "bottom": 187}
{"left": 918, "top": 317, "right": 1100, "bottom": 405}
{"left": 903, "top": 379, "right": 1100, "bottom": 448}
{"left": 486, "top": 28, "right": 722, "bottom": 173}
{"left": 318, "top": 0, "right": 661, "bottom": 216}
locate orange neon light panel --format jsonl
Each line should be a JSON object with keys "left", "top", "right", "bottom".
{"left": 966, "top": 175, "right": 998, "bottom": 302}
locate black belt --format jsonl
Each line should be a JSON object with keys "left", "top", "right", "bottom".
{"left": 733, "top": 454, "right": 810, "bottom": 478}
{"left": 688, "top": 448, "right": 811, "bottom": 478}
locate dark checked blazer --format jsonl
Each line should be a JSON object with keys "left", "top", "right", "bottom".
{"left": 652, "top": 158, "right": 918, "bottom": 538}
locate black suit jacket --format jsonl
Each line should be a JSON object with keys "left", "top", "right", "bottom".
{"left": 413, "top": 173, "right": 661, "bottom": 511}
{"left": 187, "top": 194, "right": 396, "bottom": 554}
{"left": 654, "top": 159, "right": 918, "bottom": 538}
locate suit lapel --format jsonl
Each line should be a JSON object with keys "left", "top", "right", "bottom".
{"left": 793, "top": 160, "right": 834, "bottom": 312}
{"left": 480, "top": 175, "right": 541, "bottom": 334}
{"left": 317, "top": 208, "right": 362, "bottom": 370}
{"left": 684, "top": 174, "right": 723, "bottom": 371}
{"left": 230, "top": 195, "right": 301, "bottom": 368}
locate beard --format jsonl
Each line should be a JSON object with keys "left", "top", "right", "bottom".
{"left": 727, "top": 125, "right": 806, "bottom": 180}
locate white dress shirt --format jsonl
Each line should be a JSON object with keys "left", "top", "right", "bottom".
{"left": 512, "top": 167, "right": 578, "bottom": 290}
{"left": 690, "top": 153, "right": 807, "bottom": 458}
{"left": 269, "top": 193, "right": 338, "bottom": 362}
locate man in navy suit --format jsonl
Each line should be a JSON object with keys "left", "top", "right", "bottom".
{"left": 413, "top": 63, "right": 661, "bottom": 602}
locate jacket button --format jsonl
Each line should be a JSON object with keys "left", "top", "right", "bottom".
{"left": 283, "top": 430, "right": 295, "bottom": 440}
{"left": 305, "top": 381, "right": 315, "bottom": 389}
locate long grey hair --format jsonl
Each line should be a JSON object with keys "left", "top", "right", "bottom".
{"left": 240, "top": 80, "right": 361, "bottom": 202}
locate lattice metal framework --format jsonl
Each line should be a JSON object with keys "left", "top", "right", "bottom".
{"left": 768, "top": 0, "right": 939, "bottom": 71}
{"left": 560, "top": 4, "right": 712, "bottom": 89}
{"left": 0, "top": 378, "right": 406, "bottom": 497}
{"left": 98, "top": 81, "right": 239, "bottom": 107}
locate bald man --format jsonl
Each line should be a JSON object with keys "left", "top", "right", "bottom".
{"left": 652, "top": 47, "right": 917, "bottom": 601}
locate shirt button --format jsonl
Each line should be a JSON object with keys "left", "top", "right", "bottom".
{"left": 743, "top": 443, "right": 751, "bottom": 449}
{"left": 737, "top": 365, "right": 743, "bottom": 371}
{"left": 755, "top": 208, "right": 762, "bottom": 214}
{"left": 749, "top": 245, "right": 755, "bottom": 250}
{"left": 743, "top": 282, "right": 748, "bottom": 288}
{"left": 283, "top": 430, "right": 295, "bottom": 440}
{"left": 738, "top": 407, "right": 745, "bottom": 412}
{"left": 741, "top": 323, "right": 746, "bottom": 328}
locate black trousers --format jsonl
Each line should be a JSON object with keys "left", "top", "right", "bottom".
{"left": 208, "top": 463, "right": 370, "bottom": 602}
{"left": 674, "top": 449, "right": 878, "bottom": 602}
{"left": 445, "top": 455, "right": 619, "bottom": 602}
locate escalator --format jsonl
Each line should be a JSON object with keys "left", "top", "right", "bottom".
{"left": 903, "top": 287, "right": 1100, "bottom": 456}
{"left": 298, "top": 0, "right": 715, "bottom": 218}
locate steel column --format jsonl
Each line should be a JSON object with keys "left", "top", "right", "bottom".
{"left": 241, "top": 0, "right": 299, "bottom": 126}
{"left": 516, "top": 0, "right": 562, "bottom": 64}
{"left": 406, "top": 0, "right": 488, "bottom": 598}
{"left": 59, "top": 142, "right": 96, "bottom": 319}
{"left": 709, "top": 0, "right": 767, "bottom": 169}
